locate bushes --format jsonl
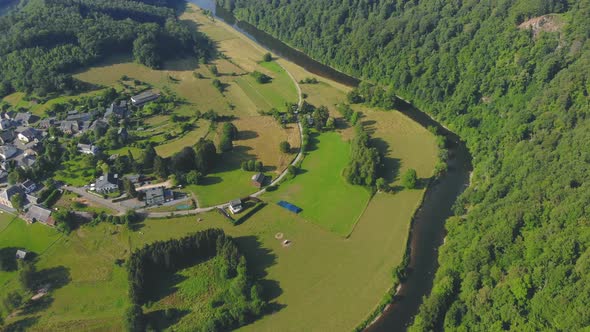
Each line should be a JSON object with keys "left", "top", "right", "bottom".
{"left": 241, "top": 159, "right": 263, "bottom": 172}
{"left": 219, "top": 122, "right": 238, "bottom": 152}
{"left": 250, "top": 71, "right": 271, "bottom": 84}
{"left": 401, "top": 169, "right": 418, "bottom": 189}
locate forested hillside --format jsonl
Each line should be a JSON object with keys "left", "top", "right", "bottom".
{"left": 218, "top": 0, "right": 590, "bottom": 330}
{"left": 0, "top": 0, "right": 213, "bottom": 96}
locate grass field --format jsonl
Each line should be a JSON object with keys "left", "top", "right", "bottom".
{"left": 188, "top": 116, "right": 299, "bottom": 207}
{"left": 1, "top": 3, "right": 440, "bottom": 331}
{"left": 268, "top": 131, "right": 371, "bottom": 236}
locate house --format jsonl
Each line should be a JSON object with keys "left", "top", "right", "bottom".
{"left": 131, "top": 91, "right": 160, "bottom": 107}
{"left": 24, "top": 204, "right": 53, "bottom": 226}
{"left": 144, "top": 186, "right": 165, "bottom": 206}
{"left": 229, "top": 199, "right": 243, "bottom": 214}
{"left": 94, "top": 173, "right": 119, "bottom": 194}
{"left": 20, "top": 179, "right": 37, "bottom": 194}
{"left": 0, "top": 118, "right": 12, "bottom": 130}
{"left": 0, "top": 145, "right": 19, "bottom": 160}
{"left": 0, "top": 130, "right": 15, "bottom": 144}
{"left": 38, "top": 117, "right": 55, "bottom": 130}
{"left": 14, "top": 154, "right": 36, "bottom": 169}
{"left": 59, "top": 120, "right": 80, "bottom": 134}
{"left": 14, "top": 112, "right": 33, "bottom": 126}
{"left": 17, "top": 128, "right": 38, "bottom": 143}
{"left": 104, "top": 101, "right": 128, "bottom": 119}
{"left": 251, "top": 173, "right": 266, "bottom": 188}
{"left": 66, "top": 112, "right": 93, "bottom": 122}
{"left": 123, "top": 174, "right": 142, "bottom": 185}
{"left": 77, "top": 143, "right": 98, "bottom": 155}
{"left": 0, "top": 185, "right": 24, "bottom": 208}
{"left": 15, "top": 250, "right": 28, "bottom": 260}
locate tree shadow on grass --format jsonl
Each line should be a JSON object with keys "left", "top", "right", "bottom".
{"left": 371, "top": 137, "right": 402, "bottom": 185}
{"left": 35, "top": 266, "right": 71, "bottom": 290}
{"left": 146, "top": 272, "right": 189, "bottom": 304}
{"left": 3, "top": 316, "right": 39, "bottom": 332}
{"left": 144, "top": 308, "right": 191, "bottom": 330}
{"left": 305, "top": 132, "right": 320, "bottom": 152}
{"left": 199, "top": 176, "right": 222, "bottom": 186}
{"left": 238, "top": 130, "right": 259, "bottom": 140}
{"left": 0, "top": 247, "right": 24, "bottom": 271}
{"left": 234, "top": 236, "right": 282, "bottom": 302}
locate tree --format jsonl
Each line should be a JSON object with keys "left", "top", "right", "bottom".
{"left": 376, "top": 177, "right": 387, "bottom": 191}
{"left": 142, "top": 145, "right": 157, "bottom": 170}
{"left": 123, "top": 178, "right": 137, "bottom": 198}
{"left": 154, "top": 156, "right": 168, "bottom": 179}
{"left": 219, "top": 134, "right": 233, "bottom": 152}
{"left": 186, "top": 170, "right": 201, "bottom": 185}
{"left": 125, "top": 304, "right": 145, "bottom": 332}
{"left": 402, "top": 169, "right": 418, "bottom": 189}
{"left": 222, "top": 122, "right": 239, "bottom": 140}
{"left": 209, "top": 65, "right": 219, "bottom": 77}
{"left": 18, "top": 260, "right": 36, "bottom": 291}
{"left": 172, "top": 147, "right": 197, "bottom": 173}
{"left": 10, "top": 193, "right": 24, "bottom": 211}
{"left": 279, "top": 141, "right": 291, "bottom": 153}
{"left": 194, "top": 139, "right": 217, "bottom": 174}
{"left": 250, "top": 71, "right": 271, "bottom": 84}
{"left": 263, "top": 52, "right": 272, "bottom": 62}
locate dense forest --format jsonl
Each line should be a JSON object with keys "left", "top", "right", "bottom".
{"left": 0, "top": 0, "right": 213, "bottom": 96}
{"left": 219, "top": 0, "right": 590, "bottom": 330}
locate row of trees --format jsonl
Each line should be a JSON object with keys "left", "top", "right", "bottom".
{"left": 343, "top": 124, "right": 380, "bottom": 187}
{"left": 222, "top": 0, "right": 590, "bottom": 330}
{"left": 126, "top": 229, "right": 265, "bottom": 331}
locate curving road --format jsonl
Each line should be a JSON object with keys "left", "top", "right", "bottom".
{"left": 144, "top": 58, "right": 304, "bottom": 218}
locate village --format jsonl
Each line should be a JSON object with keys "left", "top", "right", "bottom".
{"left": 0, "top": 90, "right": 216, "bottom": 226}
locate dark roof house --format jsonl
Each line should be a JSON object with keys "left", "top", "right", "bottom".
{"left": 17, "top": 128, "right": 39, "bottom": 143}
{"left": 0, "top": 130, "right": 15, "bottom": 144}
{"left": 0, "top": 185, "right": 25, "bottom": 208}
{"left": 94, "top": 173, "right": 119, "bottom": 194}
{"left": 131, "top": 91, "right": 160, "bottom": 107}
{"left": 144, "top": 186, "right": 165, "bottom": 206}
{"left": 251, "top": 173, "right": 266, "bottom": 188}
{"left": 20, "top": 179, "right": 37, "bottom": 194}
{"left": 104, "top": 102, "right": 128, "bottom": 119}
{"left": 24, "top": 204, "right": 53, "bottom": 225}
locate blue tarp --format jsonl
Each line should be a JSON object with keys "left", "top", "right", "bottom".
{"left": 277, "top": 200, "right": 302, "bottom": 213}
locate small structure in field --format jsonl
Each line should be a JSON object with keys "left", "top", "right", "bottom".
{"left": 277, "top": 200, "right": 302, "bottom": 214}
{"left": 251, "top": 173, "right": 266, "bottom": 188}
{"left": 16, "top": 249, "right": 28, "bottom": 260}
{"left": 229, "top": 199, "right": 243, "bottom": 214}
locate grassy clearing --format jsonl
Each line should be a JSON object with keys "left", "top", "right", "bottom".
{"left": 268, "top": 131, "right": 371, "bottom": 236}
{"left": 155, "top": 119, "right": 210, "bottom": 158}
{"left": 53, "top": 156, "right": 95, "bottom": 187}
{"left": 145, "top": 255, "right": 240, "bottom": 330}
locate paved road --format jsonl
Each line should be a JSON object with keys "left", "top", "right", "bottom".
{"left": 63, "top": 185, "right": 129, "bottom": 215}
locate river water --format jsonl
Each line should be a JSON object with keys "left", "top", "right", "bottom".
{"left": 186, "top": 1, "right": 472, "bottom": 330}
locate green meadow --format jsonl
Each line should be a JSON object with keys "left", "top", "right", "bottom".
{"left": 268, "top": 131, "right": 372, "bottom": 236}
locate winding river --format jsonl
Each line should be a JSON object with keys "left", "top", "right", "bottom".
{"left": 187, "top": 1, "right": 472, "bottom": 330}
